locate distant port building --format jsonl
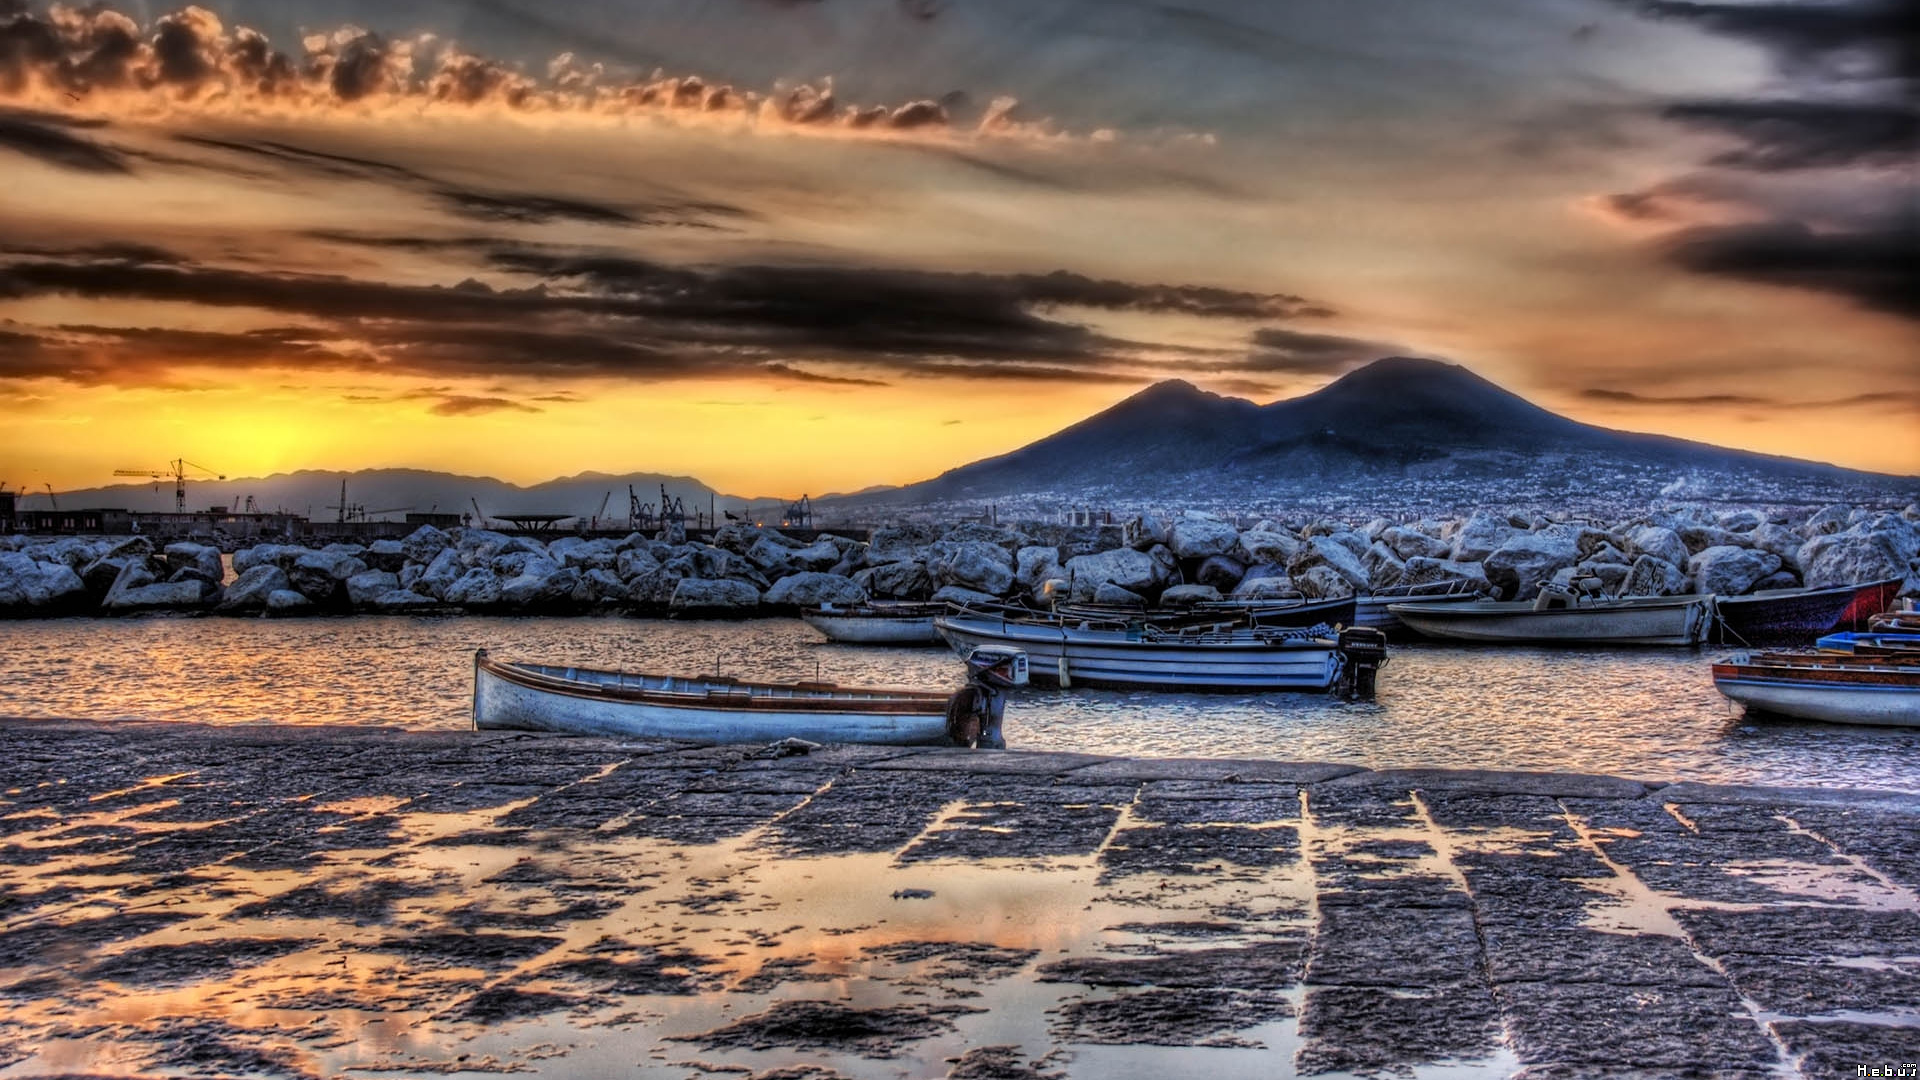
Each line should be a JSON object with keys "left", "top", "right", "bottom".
{"left": 1, "top": 497, "right": 463, "bottom": 543}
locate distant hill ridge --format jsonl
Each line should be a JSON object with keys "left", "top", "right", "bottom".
{"left": 28, "top": 469, "right": 766, "bottom": 521}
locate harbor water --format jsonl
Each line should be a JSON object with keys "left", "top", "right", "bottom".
{"left": 2, "top": 615, "right": 1915, "bottom": 792}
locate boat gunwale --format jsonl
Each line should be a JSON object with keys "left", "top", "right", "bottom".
{"left": 1385, "top": 595, "right": 1712, "bottom": 619}
{"left": 935, "top": 614, "right": 1336, "bottom": 651}
{"left": 476, "top": 652, "right": 950, "bottom": 715}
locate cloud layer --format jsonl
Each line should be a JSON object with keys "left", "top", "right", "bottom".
{"left": 0, "top": 3, "right": 1105, "bottom": 144}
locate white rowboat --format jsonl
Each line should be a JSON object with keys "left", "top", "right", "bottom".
{"left": 1389, "top": 591, "right": 1712, "bottom": 646}
{"left": 800, "top": 602, "right": 945, "bottom": 645}
{"left": 472, "top": 649, "right": 954, "bottom": 744}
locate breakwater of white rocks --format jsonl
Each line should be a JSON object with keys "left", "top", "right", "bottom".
{"left": 1, "top": 503, "right": 1915, "bottom": 618}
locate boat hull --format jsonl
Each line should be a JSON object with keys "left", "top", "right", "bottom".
{"left": 1353, "top": 593, "right": 1478, "bottom": 632}
{"left": 1712, "top": 658, "right": 1920, "bottom": 728}
{"left": 1389, "top": 597, "right": 1710, "bottom": 646}
{"left": 1714, "top": 578, "right": 1902, "bottom": 646}
{"left": 799, "top": 611, "right": 941, "bottom": 644}
{"left": 935, "top": 615, "right": 1337, "bottom": 692}
{"left": 472, "top": 653, "right": 953, "bottom": 745}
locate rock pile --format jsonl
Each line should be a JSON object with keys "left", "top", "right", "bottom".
{"left": 1, "top": 502, "right": 1915, "bottom": 618}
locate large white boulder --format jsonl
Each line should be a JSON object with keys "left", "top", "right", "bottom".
{"left": 1797, "top": 526, "right": 1912, "bottom": 590}
{"left": 1624, "top": 555, "right": 1689, "bottom": 597}
{"left": 400, "top": 525, "right": 451, "bottom": 566}
{"left": 0, "top": 552, "right": 88, "bottom": 612}
{"left": 344, "top": 570, "right": 401, "bottom": 607}
{"left": 162, "top": 542, "right": 224, "bottom": 584}
{"left": 1287, "top": 537, "right": 1371, "bottom": 593}
{"left": 1236, "top": 529, "right": 1304, "bottom": 566}
{"left": 854, "top": 561, "right": 931, "bottom": 599}
{"left": 501, "top": 566, "right": 581, "bottom": 609}
{"left": 1015, "top": 546, "right": 1064, "bottom": 594}
{"left": 1064, "top": 548, "right": 1167, "bottom": 603}
{"left": 1450, "top": 511, "right": 1517, "bottom": 562}
{"left": 1400, "top": 557, "right": 1491, "bottom": 593}
{"left": 616, "top": 547, "right": 663, "bottom": 582}
{"left": 764, "top": 572, "right": 866, "bottom": 608}
{"left": 669, "top": 578, "right": 761, "bottom": 616}
{"left": 289, "top": 550, "right": 366, "bottom": 603}
{"left": 1160, "top": 583, "right": 1223, "bottom": 605}
{"left": 415, "top": 548, "right": 466, "bottom": 600}
{"left": 442, "top": 567, "right": 504, "bottom": 607}
{"left": 930, "top": 541, "right": 1016, "bottom": 597}
{"left": 217, "top": 564, "right": 291, "bottom": 611}
{"left": 1483, "top": 529, "right": 1581, "bottom": 601}
{"left": 1689, "top": 546, "right": 1781, "bottom": 597}
{"left": 788, "top": 540, "right": 843, "bottom": 573}
{"left": 1627, "top": 526, "right": 1689, "bottom": 569}
{"left": 1381, "top": 526, "right": 1449, "bottom": 562}
{"left": 1168, "top": 513, "right": 1239, "bottom": 559}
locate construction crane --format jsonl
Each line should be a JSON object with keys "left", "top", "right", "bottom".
{"left": 43, "top": 483, "right": 57, "bottom": 510}
{"left": 324, "top": 478, "right": 411, "bottom": 522}
{"left": 113, "top": 459, "right": 224, "bottom": 513}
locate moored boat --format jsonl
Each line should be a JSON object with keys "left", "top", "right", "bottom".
{"left": 1814, "top": 631, "right": 1920, "bottom": 656}
{"left": 1713, "top": 578, "right": 1903, "bottom": 645}
{"left": 1389, "top": 585, "right": 1712, "bottom": 646}
{"left": 800, "top": 601, "right": 946, "bottom": 645}
{"left": 472, "top": 649, "right": 958, "bottom": 744}
{"left": 1050, "top": 594, "right": 1357, "bottom": 631}
{"left": 933, "top": 612, "right": 1386, "bottom": 694}
{"left": 1354, "top": 580, "right": 1482, "bottom": 632}
{"left": 1711, "top": 651, "right": 1920, "bottom": 727}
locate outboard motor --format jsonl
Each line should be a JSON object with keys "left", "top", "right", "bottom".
{"left": 946, "top": 647, "right": 1027, "bottom": 749}
{"left": 1333, "top": 626, "right": 1388, "bottom": 701}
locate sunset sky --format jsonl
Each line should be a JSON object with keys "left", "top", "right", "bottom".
{"left": 1, "top": 0, "right": 1914, "bottom": 498}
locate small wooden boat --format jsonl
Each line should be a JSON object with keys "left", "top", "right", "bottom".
{"left": 472, "top": 649, "right": 956, "bottom": 744}
{"left": 1389, "top": 586, "right": 1712, "bottom": 646}
{"left": 1712, "top": 651, "right": 1920, "bottom": 727}
{"left": 800, "top": 601, "right": 946, "bottom": 645}
{"left": 1354, "top": 580, "right": 1482, "bottom": 632}
{"left": 1714, "top": 578, "right": 1903, "bottom": 645}
{"left": 1814, "top": 631, "right": 1920, "bottom": 656}
{"left": 1868, "top": 608, "right": 1920, "bottom": 634}
{"left": 934, "top": 612, "right": 1385, "bottom": 693}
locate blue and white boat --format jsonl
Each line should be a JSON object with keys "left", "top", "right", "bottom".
{"left": 933, "top": 612, "right": 1380, "bottom": 693}
{"left": 1814, "top": 631, "right": 1920, "bottom": 656}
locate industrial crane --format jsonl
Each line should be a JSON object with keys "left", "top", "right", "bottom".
{"left": 323, "top": 479, "right": 411, "bottom": 522}
{"left": 43, "top": 483, "right": 57, "bottom": 510}
{"left": 113, "top": 459, "right": 224, "bottom": 512}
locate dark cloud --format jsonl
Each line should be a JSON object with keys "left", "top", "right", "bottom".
{"left": 432, "top": 188, "right": 636, "bottom": 226}
{"left": 761, "top": 363, "right": 890, "bottom": 387}
{"left": 0, "top": 107, "right": 129, "bottom": 172}
{"left": 1243, "top": 327, "right": 1404, "bottom": 373}
{"left": 1584, "top": 387, "right": 1917, "bottom": 409}
{"left": 0, "top": 240, "right": 1336, "bottom": 388}
{"left": 428, "top": 395, "right": 541, "bottom": 416}
{"left": 1660, "top": 214, "right": 1916, "bottom": 317}
{"left": 176, "top": 134, "right": 744, "bottom": 230}
{"left": 1622, "top": 0, "right": 1913, "bottom": 80}
{"left": 1662, "top": 99, "right": 1918, "bottom": 170}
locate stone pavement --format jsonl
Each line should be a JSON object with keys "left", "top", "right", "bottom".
{"left": 0, "top": 717, "right": 1915, "bottom": 1079}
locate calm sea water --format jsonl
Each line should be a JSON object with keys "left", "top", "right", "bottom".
{"left": 1, "top": 615, "right": 1914, "bottom": 791}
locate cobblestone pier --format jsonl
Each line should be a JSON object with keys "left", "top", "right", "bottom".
{"left": 1, "top": 717, "right": 1915, "bottom": 1078}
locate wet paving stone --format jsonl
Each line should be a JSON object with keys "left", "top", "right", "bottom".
{"left": 1049, "top": 987, "right": 1294, "bottom": 1047}
{"left": 0, "top": 718, "right": 1914, "bottom": 1078}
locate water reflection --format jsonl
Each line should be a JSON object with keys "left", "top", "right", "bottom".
{"left": 0, "top": 615, "right": 1917, "bottom": 790}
